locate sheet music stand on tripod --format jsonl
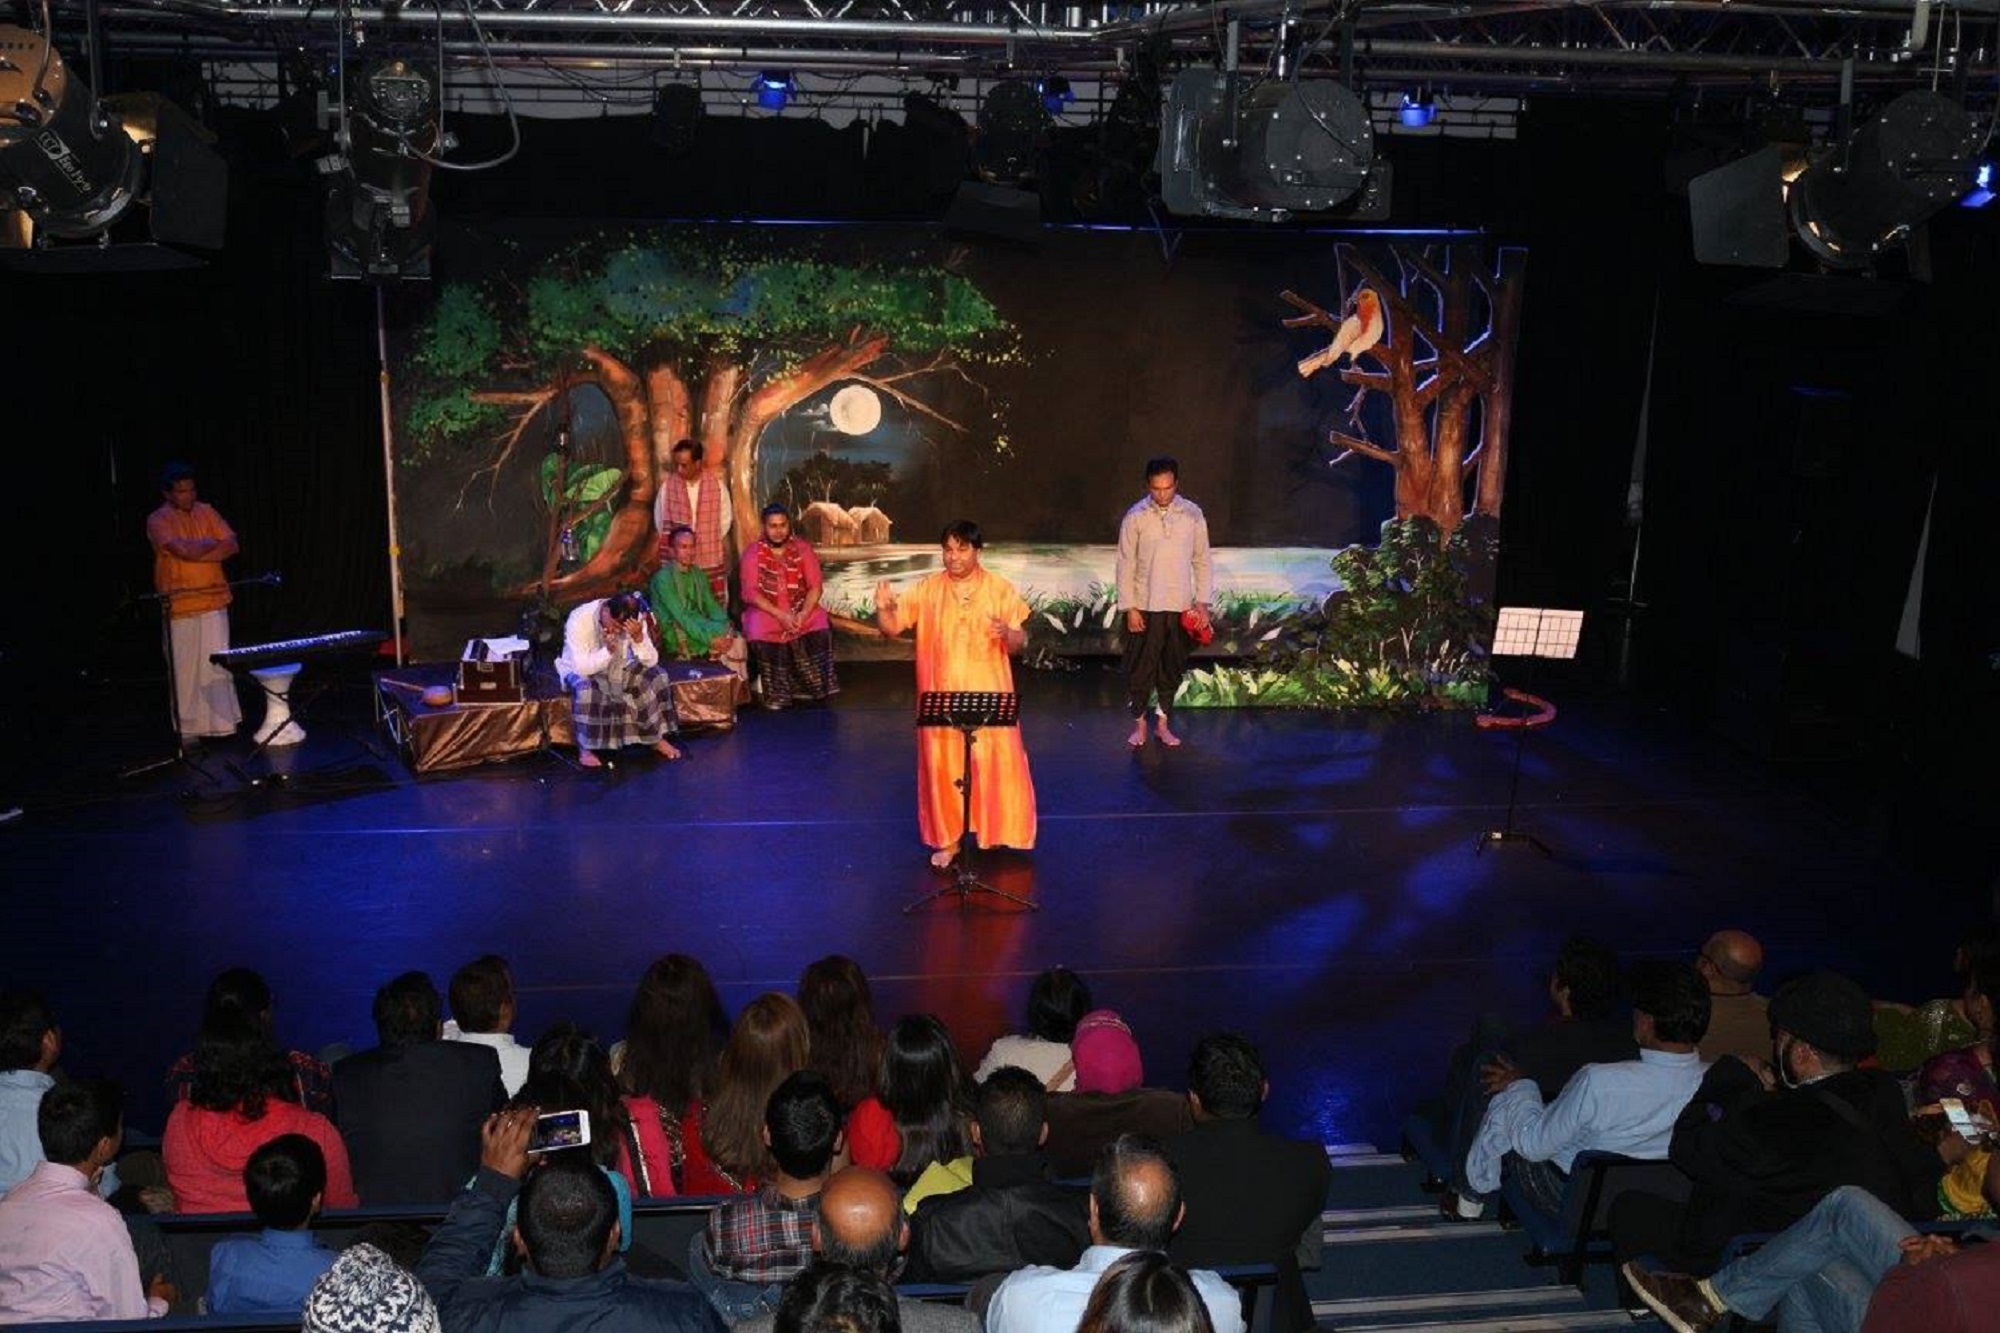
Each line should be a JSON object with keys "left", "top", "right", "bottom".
{"left": 1477, "top": 607, "right": 1584, "bottom": 857}
{"left": 906, "top": 690, "right": 1037, "bottom": 913}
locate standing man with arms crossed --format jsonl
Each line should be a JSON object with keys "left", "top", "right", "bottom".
{"left": 875, "top": 521, "right": 1037, "bottom": 871}
{"left": 146, "top": 461, "right": 242, "bottom": 745}
{"left": 1116, "top": 457, "right": 1211, "bottom": 750}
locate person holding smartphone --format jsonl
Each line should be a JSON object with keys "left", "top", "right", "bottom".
{"left": 556, "top": 591, "right": 683, "bottom": 768}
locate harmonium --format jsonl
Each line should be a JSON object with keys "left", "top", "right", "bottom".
{"left": 458, "top": 637, "right": 529, "bottom": 705}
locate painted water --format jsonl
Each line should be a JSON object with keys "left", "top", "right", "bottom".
{"left": 818, "top": 543, "right": 1344, "bottom": 616}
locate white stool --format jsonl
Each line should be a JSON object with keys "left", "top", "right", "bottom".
{"left": 250, "top": 662, "right": 307, "bottom": 747}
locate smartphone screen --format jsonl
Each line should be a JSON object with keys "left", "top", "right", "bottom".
{"left": 527, "top": 1109, "right": 589, "bottom": 1153}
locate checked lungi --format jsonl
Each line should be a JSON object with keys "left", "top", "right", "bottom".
{"left": 748, "top": 628, "right": 839, "bottom": 707}
{"left": 568, "top": 655, "right": 679, "bottom": 751}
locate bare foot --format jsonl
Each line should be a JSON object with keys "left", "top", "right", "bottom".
{"left": 577, "top": 749, "right": 604, "bottom": 768}
{"left": 1155, "top": 716, "right": 1182, "bottom": 748}
{"left": 653, "top": 740, "right": 683, "bottom": 761}
{"left": 930, "top": 847, "right": 957, "bottom": 871}
{"left": 1126, "top": 720, "right": 1148, "bottom": 749}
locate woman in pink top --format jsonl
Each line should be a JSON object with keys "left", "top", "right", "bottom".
{"left": 162, "top": 1022, "right": 356, "bottom": 1213}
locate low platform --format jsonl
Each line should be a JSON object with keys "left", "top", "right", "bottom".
{"left": 374, "top": 659, "right": 741, "bottom": 773}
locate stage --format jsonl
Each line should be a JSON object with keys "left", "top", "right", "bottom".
{"left": 0, "top": 653, "right": 1963, "bottom": 1153}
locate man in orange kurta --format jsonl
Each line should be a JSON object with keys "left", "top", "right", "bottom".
{"left": 145, "top": 461, "right": 242, "bottom": 742}
{"left": 874, "top": 521, "right": 1037, "bottom": 870}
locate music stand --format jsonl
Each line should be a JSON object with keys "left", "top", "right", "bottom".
{"left": 906, "top": 691, "right": 1036, "bottom": 912}
{"left": 1476, "top": 607, "right": 1583, "bottom": 857}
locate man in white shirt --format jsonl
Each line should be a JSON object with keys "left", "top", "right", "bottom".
{"left": 986, "top": 1133, "right": 1245, "bottom": 1333}
{"left": 555, "top": 592, "right": 683, "bottom": 768}
{"left": 1465, "top": 960, "right": 1711, "bottom": 1218}
{"left": 443, "top": 956, "right": 530, "bottom": 1097}
{"left": 1115, "top": 457, "right": 1212, "bottom": 749}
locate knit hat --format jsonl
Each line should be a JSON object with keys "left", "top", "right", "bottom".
{"left": 303, "top": 1244, "right": 442, "bottom": 1333}
{"left": 1071, "top": 1009, "right": 1144, "bottom": 1094}
{"left": 1768, "top": 969, "right": 1877, "bottom": 1061}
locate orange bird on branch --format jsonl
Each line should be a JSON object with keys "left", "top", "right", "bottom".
{"left": 1296, "top": 286, "right": 1383, "bottom": 379}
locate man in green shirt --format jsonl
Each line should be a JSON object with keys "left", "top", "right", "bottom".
{"left": 649, "top": 525, "right": 748, "bottom": 683}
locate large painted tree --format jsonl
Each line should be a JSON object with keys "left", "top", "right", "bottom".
{"left": 401, "top": 236, "right": 1014, "bottom": 603}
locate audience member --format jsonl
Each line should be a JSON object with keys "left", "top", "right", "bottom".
{"left": 204, "top": 1133, "right": 337, "bottom": 1315}
{"left": 1875, "top": 924, "right": 2000, "bottom": 1073}
{"left": 165, "top": 968, "right": 334, "bottom": 1116}
{"left": 0, "top": 1079, "right": 172, "bottom": 1321}
{"left": 302, "top": 1243, "right": 441, "bottom": 1333}
{"left": 443, "top": 955, "right": 531, "bottom": 1097}
{"left": 798, "top": 955, "right": 884, "bottom": 1114}
{"left": 771, "top": 1261, "right": 902, "bottom": 1333}
{"left": 846, "top": 1014, "right": 974, "bottom": 1188}
{"left": 905, "top": 1066, "right": 1090, "bottom": 1283}
{"left": 975, "top": 968, "right": 1093, "bottom": 1092}
{"left": 1165, "top": 1032, "right": 1330, "bottom": 1333}
{"left": 163, "top": 1000, "right": 356, "bottom": 1213}
{"left": 0, "top": 990, "right": 84, "bottom": 1201}
{"left": 1625, "top": 1179, "right": 2000, "bottom": 1333}
{"left": 499, "top": 1021, "right": 639, "bottom": 1263}
{"left": 1421, "top": 936, "right": 1634, "bottom": 1216}
{"left": 1914, "top": 968, "right": 1997, "bottom": 1218}
{"left": 615, "top": 953, "right": 735, "bottom": 1195}
{"left": 1694, "top": 931, "right": 1770, "bottom": 1065}
{"left": 690, "top": 1071, "right": 843, "bottom": 1319}
{"left": 703, "top": 993, "right": 813, "bottom": 1191}
{"left": 1464, "top": 959, "right": 1711, "bottom": 1219}
{"left": 413, "top": 1107, "right": 725, "bottom": 1333}
{"left": 1045, "top": 1014, "right": 1193, "bottom": 1180}
{"left": 736, "top": 1167, "right": 979, "bottom": 1333}
{"left": 333, "top": 971, "right": 506, "bottom": 1205}
{"left": 985, "top": 1133, "right": 1245, "bottom": 1333}
{"left": 1078, "top": 1250, "right": 1217, "bottom": 1333}
{"left": 1612, "top": 968, "right": 1949, "bottom": 1274}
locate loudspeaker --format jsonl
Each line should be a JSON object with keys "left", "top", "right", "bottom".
{"left": 943, "top": 181, "right": 1041, "bottom": 245}
{"left": 148, "top": 97, "right": 228, "bottom": 250}
{"left": 1688, "top": 145, "right": 1787, "bottom": 268}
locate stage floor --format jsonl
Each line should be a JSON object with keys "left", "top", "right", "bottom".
{"left": 2, "top": 658, "right": 1963, "bottom": 1150}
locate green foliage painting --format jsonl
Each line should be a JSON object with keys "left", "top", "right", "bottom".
{"left": 398, "top": 233, "right": 1015, "bottom": 606}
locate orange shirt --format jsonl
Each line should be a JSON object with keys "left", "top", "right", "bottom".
{"left": 147, "top": 501, "right": 234, "bottom": 619}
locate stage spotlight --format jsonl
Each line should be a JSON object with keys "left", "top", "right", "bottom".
{"left": 1786, "top": 90, "right": 1982, "bottom": 269}
{"left": 652, "top": 82, "right": 704, "bottom": 154}
{"left": 0, "top": 24, "right": 226, "bottom": 267}
{"left": 1963, "top": 161, "right": 1995, "bottom": 210}
{"left": 1038, "top": 75, "right": 1074, "bottom": 117}
{"left": 1158, "top": 69, "right": 1379, "bottom": 221}
{"left": 977, "top": 78, "right": 1048, "bottom": 183}
{"left": 753, "top": 71, "right": 795, "bottom": 113}
{"left": 1398, "top": 93, "right": 1435, "bottom": 129}
{"left": 321, "top": 56, "right": 441, "bottom": 281}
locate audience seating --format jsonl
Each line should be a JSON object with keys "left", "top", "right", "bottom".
{"left": 1500, "top": 1150, "right": 1691, "bottom": 1287}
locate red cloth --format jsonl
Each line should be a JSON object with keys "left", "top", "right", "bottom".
{"left": 622, "top": 1095, "right": 750, "bottom": 1196}
{"left": 656, "top": 472, "right": 729, "bottom": 583}
{"left": 162, "top": 1100, "right": 357, "bottom": 1213}
{"left": 1862, "top": 1243, "right": 2000, "bottom": 1333}
{"left": 845, "top": 1097, "right": 900, "bottom": 1172}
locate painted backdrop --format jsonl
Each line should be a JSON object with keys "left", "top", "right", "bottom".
{"left": 392, "top": 225, "right": 1524, "bottom": 708}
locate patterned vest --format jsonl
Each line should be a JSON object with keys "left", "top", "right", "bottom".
{"left": 657, "top": 473, "right": 728, "bottom": 573}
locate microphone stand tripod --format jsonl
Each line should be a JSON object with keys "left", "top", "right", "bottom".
{"left": 118, "top": 573, "right": 277, "bottom": 783}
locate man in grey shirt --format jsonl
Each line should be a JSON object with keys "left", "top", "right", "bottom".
{"left": 1116, "top": 456, "right": 1213, "bottom": 749}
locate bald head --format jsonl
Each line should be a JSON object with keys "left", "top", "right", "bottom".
{"left": 1089, "top": 1134, "right": 1184, "bottom": 1251}
{"left": 814, "top": 1167, "right": 905, "bottom": 1275}
{"left": 1701, "top": 931, "right": 1764, "bottom": 989}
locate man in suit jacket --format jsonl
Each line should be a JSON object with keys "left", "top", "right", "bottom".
{"left": 1166, "top": 1032, "right": 1331, "bottom": 1333}
{"left": 334, "top": 971, "right": 506, "bottom": 1204}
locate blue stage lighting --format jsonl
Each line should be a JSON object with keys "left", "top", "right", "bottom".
{"left": 754, "top": 72, "right": 795, "bottom": 112}
{"left": 1398, "top": 93, "right": 1435, "bottom": 129}
{"left": 1964, "top": 160, "right": 1996, "bottom": 209}
{"left": 1037, "top": 75, "right": 1074, "bottom": 117}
